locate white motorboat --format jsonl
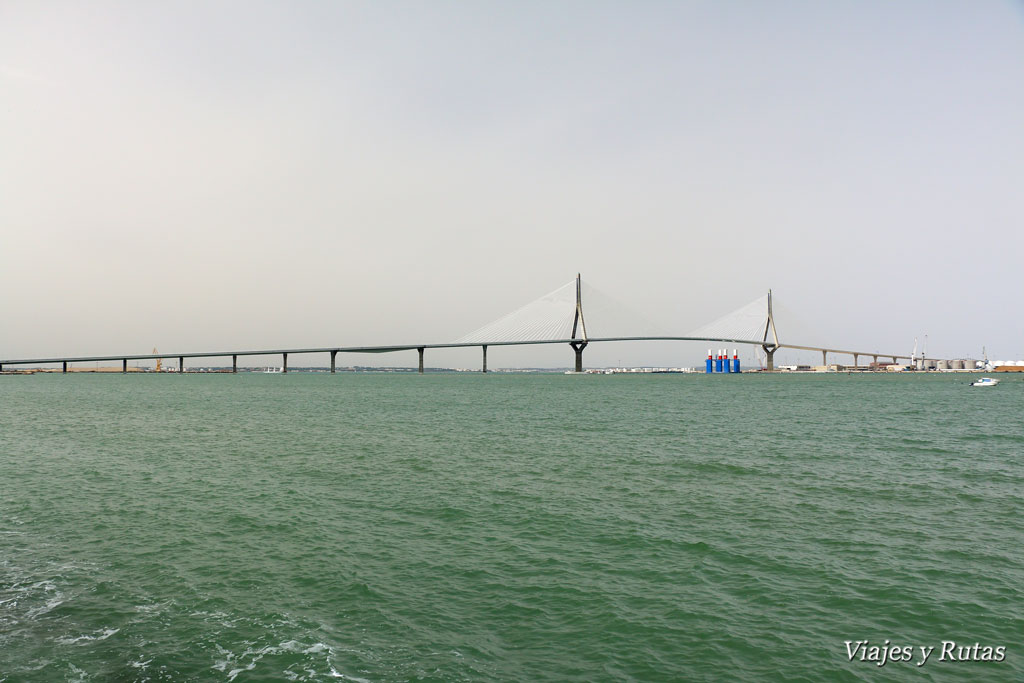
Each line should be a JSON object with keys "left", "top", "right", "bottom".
{"left": 970, "top": 377, "right": 999, "bottom": 387}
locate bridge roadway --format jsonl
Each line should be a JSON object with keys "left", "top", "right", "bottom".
{"left": 0, "top": 337, "right": 914, "bottom": 373}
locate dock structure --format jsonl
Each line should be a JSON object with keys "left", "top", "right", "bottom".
{"left": 0, "top": 276, "right": 926, "bottom": 374}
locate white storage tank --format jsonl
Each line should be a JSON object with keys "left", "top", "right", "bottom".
{"left": 950, "top": 359, "right": 964, "bottom": 370}
{"left": 937, "top": 360, "right": 950, "bottom": 370}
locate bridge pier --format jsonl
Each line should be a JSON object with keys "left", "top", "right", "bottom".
{"left": 179, "top": 357, "right": 184, "bottom": 373}
{"left": 570, "top": 341, "right": 588, "bottom": 373}
{"left": 122, "top": 359, "right": 127, "bottom": 373}
{"left": 283, "top": 353, "right": 288, "bottom": 373}
{"left": 330, "top": 350, "right": 337, "bottom": 374}
{"left": 822, "top": 350, "right": 828, "bottom": 366}
{"left": 482, "top": 345, "right": 487, "bottom": 373}
{"left": 232, "top": 355, "right": 237, "bottom": 373}
{"left": 853, "top": 353, "right": 859, "bottom": 368}
{"left": 763, "top": 346, "right": 775, "bottom": 371}
{"left": 417, "top": 347, "right": 424, "bottom": 374}
{"left": 63, "top": 361, "right": 68, "bottom": 374}
{"left": 873, "top": 355, "right": 878, "bottom": 365}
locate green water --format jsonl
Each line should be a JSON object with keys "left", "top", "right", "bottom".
{"left": 1, "top": 373, "right": 1021, "bottom": 681}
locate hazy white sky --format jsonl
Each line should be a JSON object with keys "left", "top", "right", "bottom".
{"left": 2, "top": 1, "right": 1022, "bottom": 367}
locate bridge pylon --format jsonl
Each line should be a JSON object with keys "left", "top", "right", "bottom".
{"left": 568, "top": 273, "right": 588, "bottom": 372}
{"left": 761, "top": 289, "right": 780, "bottom": 371}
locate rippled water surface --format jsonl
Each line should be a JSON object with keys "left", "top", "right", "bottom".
{"left": 1, "top": 372, "right": 1021, "bottom": 681}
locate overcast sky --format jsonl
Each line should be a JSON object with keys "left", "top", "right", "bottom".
{"left": 2, "top": 1, "right": 1022, "bottom": 368}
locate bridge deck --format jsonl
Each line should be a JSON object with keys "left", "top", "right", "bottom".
{"left": 0, "top": 337, "right": 912, "bottom": 367}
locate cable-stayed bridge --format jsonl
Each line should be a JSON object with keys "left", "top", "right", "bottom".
{"left": 0, "top": 275, "right": 917, "bottom": 373}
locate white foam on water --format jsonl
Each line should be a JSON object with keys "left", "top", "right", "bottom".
{"left": 193, "top": 610, "right": 244, "bottom": 627}
{"left": 328, "top": 667, "right": 371, "bottom": 682}
{"left": 25, "top": 595, "right": 64, "bottom": 619}
{"left": 212, "top": 645, "right": 233, "bottom": 673}
{"left": 56, "top": 628, "right": 120, "bottom": 645}
{"left": 217, "top": 642, "right": 290, "bottom": 680}
{"left": 226, "top": 661, "right": 259, "bottom": 681}
{"left": 275, "top": 639, "right": 330, "bottom": 654}
{"left": 212, "top": 637, "right": 342, "bottom": 681}
{"left": 67, "top": 663, "right": 89, "bottom": 682}
{"left": 133, "top": 601, "right": 166, "bottom": 613}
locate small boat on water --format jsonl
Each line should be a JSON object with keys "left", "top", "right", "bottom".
{"left": 970, "top": 377, "right": 1000, "bottom": 387}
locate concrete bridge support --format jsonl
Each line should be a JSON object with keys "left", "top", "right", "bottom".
{"left": 232, "top": 355, "right": 238, "bottom": 373}
{"left": 179, "top": 357, "right": 184, "bottom": 373}
{"left": 63, "top": 361, "right": 68, "bottom": 374}
{"left": 418, "top": 347, "right": 424, "bottom": 374}
{"left": 570, "top": 341, "right": 588, "bottom": 373}
{"left": 122, "top": 359, "right": 128, "bottom": 373}
{"left": 482, "top": 345, "right": 488, "bottom": 373}
{"left": 330, "top": 350, "right": 337, "bottom": 374}
{"left": 283, "top": 353, "right": 288, "bottom": 373}
{"left": 763, "top": 346, "right": 775, "bottom": 371}
{"left": 822, "top": 350, "right": 828, "bottom": 366}
{"left": 853, "top": 353, "right": 859, "bottom": 368}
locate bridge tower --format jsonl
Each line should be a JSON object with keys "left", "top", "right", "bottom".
{"left": 568, "top": 273, "right": 588, "bottom": 372}
{"left": 761, "top": 290, "right": 780, "bottom": 371}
